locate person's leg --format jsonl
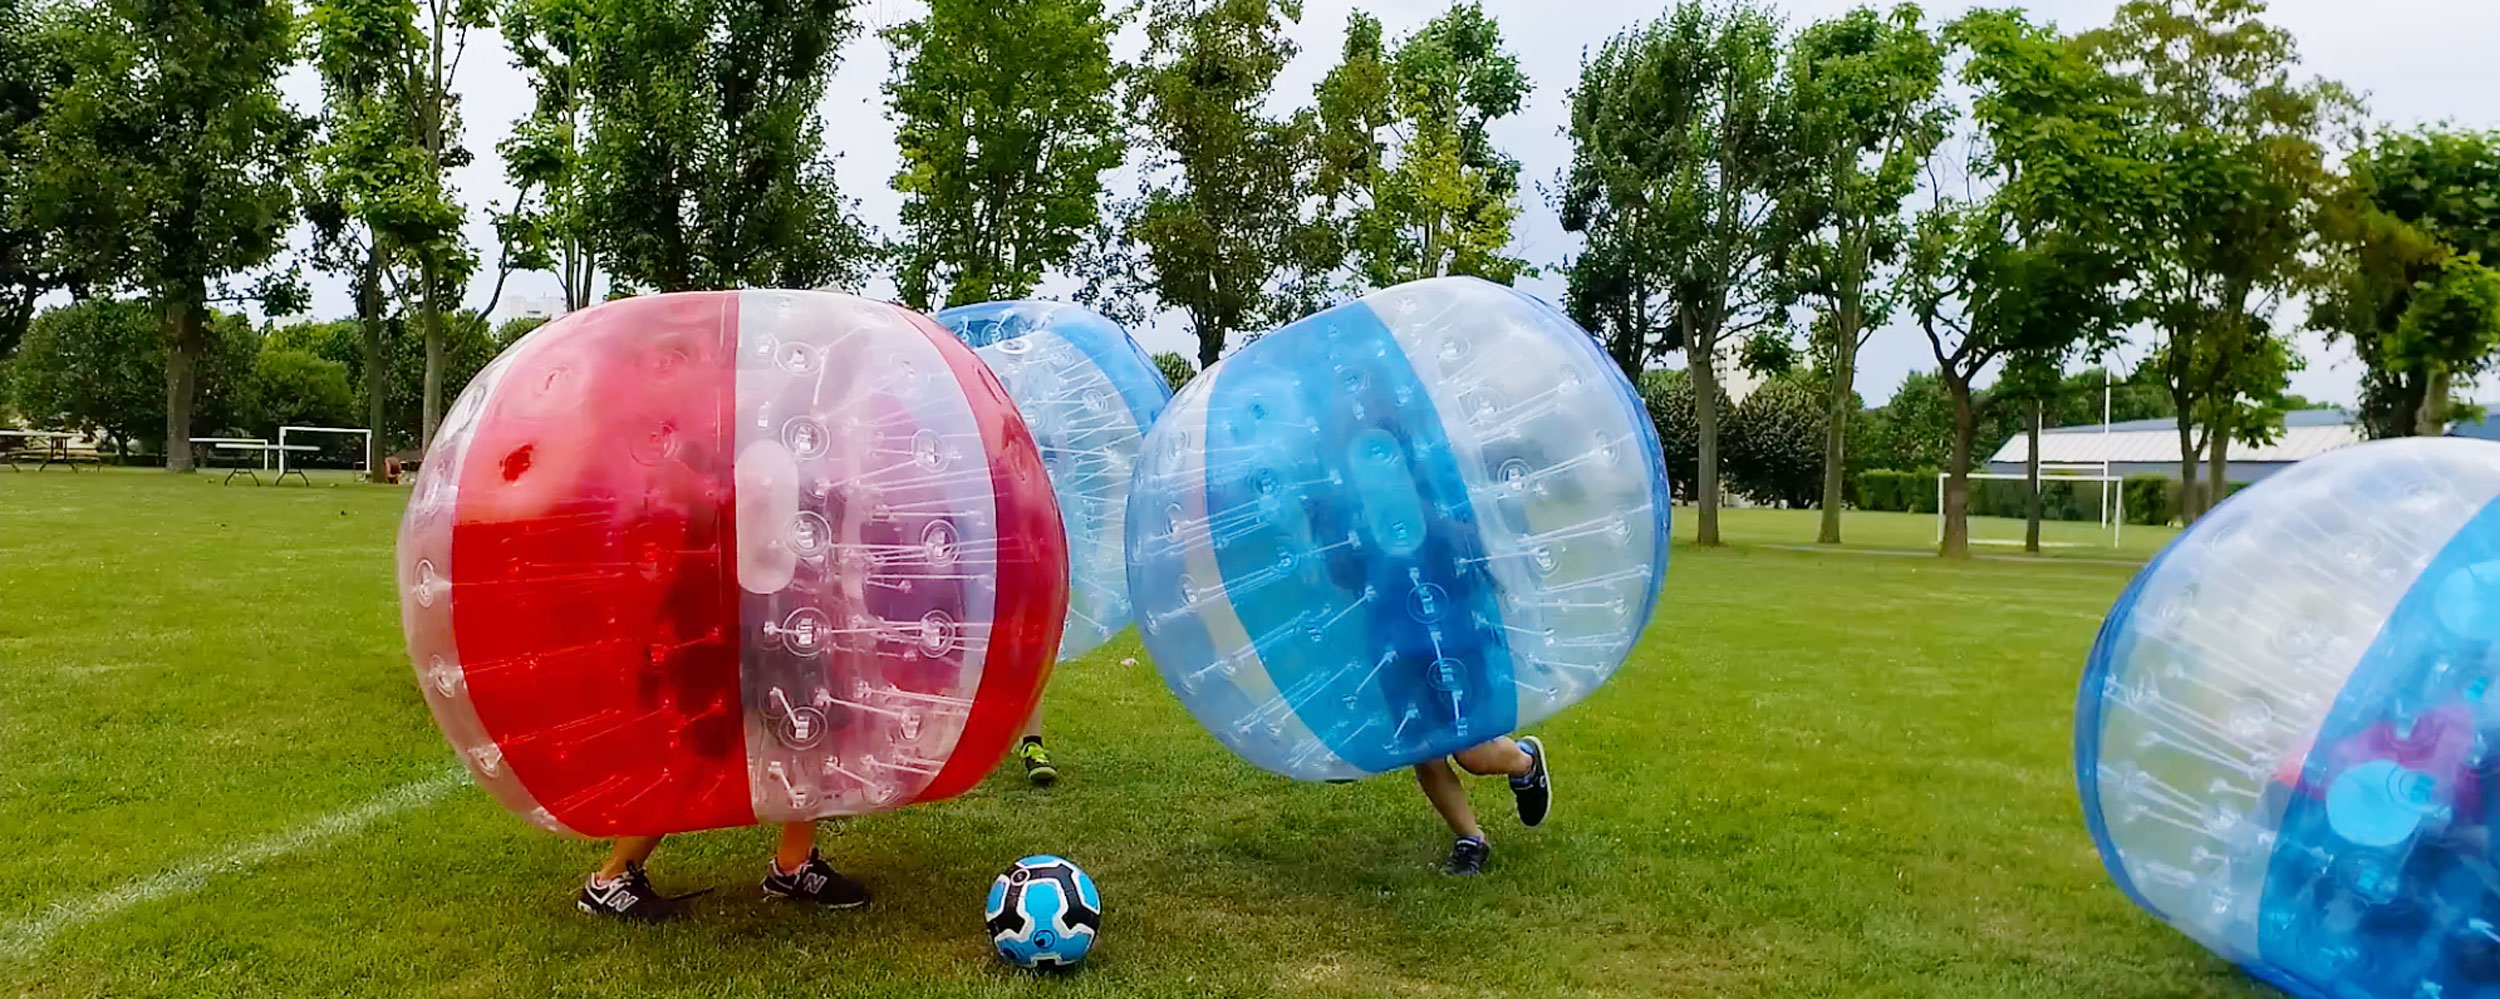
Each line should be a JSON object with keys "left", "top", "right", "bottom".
{"left": 1416, "top": 758, "right": 1492, "bottom": 875}
{"left": 581, "top": 836, "right": 680, "bottom": 921}
{"left": 1451, "top": 737, "right": 1533, "bottom": 779}
{"left": 774, "top": 822, "right": 814, "bottom": 872}
{"left": 1413, "top": 757, "right": 1484, "bottom": 840}
{"left": 598, "top": 836, "right": 665, "bottom": 881}
{"left": 1456, "top": 735, "right": 1550, "bottom": 828}
{"left": 762, "top": 820, "right": 870, "bottom": 909}
{"left": 1018, "top": 701, "right": 1056, "bottom": 785}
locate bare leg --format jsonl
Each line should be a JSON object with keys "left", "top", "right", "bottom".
{"left": 1413, "top": 758, "right": 1484, "bottom": 841}
{"left": 1023, "top": 700, "right": 1044, "bottom": 741}
{"left": 1452, "top": 737, "right": 1533, "bottom": 779}
{"left": 598, "top": 836, "right": 664, "bottom": 880}
{"left": 774, "top": 821, "right": 815, "bottom": 872}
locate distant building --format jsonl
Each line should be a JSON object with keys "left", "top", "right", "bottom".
{"left": 1984, "top": 409, "right": 2364, "bottom": 484}
{"left": 1986, "top": 406, "right": 2500, "bottom": 484}
{"left": 488, "top": 293, "right": 564, "bottom": 328}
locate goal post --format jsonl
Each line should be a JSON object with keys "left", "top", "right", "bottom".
{"left": 1936, "top": 465, "right": 2126, "bottom": 549}
{"left": 277, "top": 425, "right": 374, "bottom": 484}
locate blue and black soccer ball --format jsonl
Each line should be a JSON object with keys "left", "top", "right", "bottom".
{"left": 984, "top": 855, "right": 1100, "bottom": 969}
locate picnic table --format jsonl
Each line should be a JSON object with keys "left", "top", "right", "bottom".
{"left": 209, "top": 442, "right": 317, "bottom": 485}
{"left": 0, "top": 429, "right": 78, "bottom": 471}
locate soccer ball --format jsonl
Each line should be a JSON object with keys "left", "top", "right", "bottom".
{"left": 984, "top": 855, "right": 1101, "bottom": 969}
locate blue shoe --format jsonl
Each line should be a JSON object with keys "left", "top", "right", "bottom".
{"left": 1511, "top": 736, "right": 1550, "bottom": 828}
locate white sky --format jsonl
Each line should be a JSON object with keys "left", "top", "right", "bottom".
{"left": 275, "top": 0, "right": 2500, "bottom": 405}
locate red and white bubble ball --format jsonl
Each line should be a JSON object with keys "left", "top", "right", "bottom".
{"left": 396, "top": 291, "right": 1068, "bottom": 837}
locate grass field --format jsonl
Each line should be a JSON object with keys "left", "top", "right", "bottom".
{"left": 0, "top": 469, "right": 2258, "bottom": 998}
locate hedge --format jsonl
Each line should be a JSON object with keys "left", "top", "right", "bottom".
{"left": 1858, "top": 468, "right": 2252, "bottom": 525}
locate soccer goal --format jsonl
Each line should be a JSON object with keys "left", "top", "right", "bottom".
{"left": 277, "top": 425, "right": 373, "bottom": 484}
{"left": 1936, "top": 463, "right": 2126, "bottom": 549}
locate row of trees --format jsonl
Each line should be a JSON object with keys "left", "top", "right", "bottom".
{"left": 2, "top": 0, "right": 2494, "bottom": 557}
{"left": 1561, "top": 0, "right": 2497, "bottom": 556}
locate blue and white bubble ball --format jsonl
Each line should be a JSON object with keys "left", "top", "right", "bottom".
{"left": 934, "top": 302, "right": 1171, "bottom": 661}
{"left": 985, "top": 855, "right": 1102, "bottom": 969}
{"left": 2080, "top": 438, "right": 2500, "bottom": 999}
{"left": 1125, "top": 276, "right": 1671, "bottom": 781}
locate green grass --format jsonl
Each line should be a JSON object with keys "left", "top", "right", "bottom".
{"left": 0, "top": 469, "right": 2259, "bottom": 998}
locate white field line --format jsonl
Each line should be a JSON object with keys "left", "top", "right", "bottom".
{"left": 0, "top": 768, "right": 468, "bottom": 962}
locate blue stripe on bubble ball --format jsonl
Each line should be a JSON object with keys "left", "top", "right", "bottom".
{"left": 1197, "top": 298, "right": 1516, "bottom": 775}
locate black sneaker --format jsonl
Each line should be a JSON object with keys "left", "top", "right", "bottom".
{"left": 1019, "top": 736, "right": 1057, "bottom": 786}
{"left": 762, "top": 849, "right": 870, "bottom": 909}
{"left": 1511, "top": 735, "right": 1550, "bottom": 828}
{"left": 577, "top": 862, "right": 684, "bottom": 922}
{"left": 1443, "top": 835, "right": 1490, "bottom": 876}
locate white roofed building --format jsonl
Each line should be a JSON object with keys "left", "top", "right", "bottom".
{"left": 1984, "top": 409, "right": 2364, "bottom": 484}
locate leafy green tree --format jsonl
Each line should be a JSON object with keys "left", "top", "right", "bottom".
{"left": 2309, "top": 128, "right": 2500, "bottom": 438}
{"left": 2081, "top": 0, "right": 2344, "bottom": 518}
{"left": 579, "top": 0, "right": 873, "bottom": 295}
{"left": 1636, "top": 367, "right": 1732, "bottom": 505}
{"left": 242, "top": 348, "right": 360, "bottom": 438}
{"left": 1151, "top": 350, "right": 1195, "bottom": 392}
{"left": 0, "top": 0, "right": 78, "bottom": 356}
{"left": 1130, "top": 0, "right": 1333, "bottom": 367}
{"left": 495, "top": 313, "right": 551, "bottom": 347}
{"left": 1914, "top": 9, "right": 2141, "bottom": 556}
{"left": 1865, "top": 370, "right": 1952, "bottom": 472}
{"left": 1774, "top": 4, "right": 1948, "bottom": 543}
{"left": 10, "top": 299, "right": 257, "bottom": 457}
{"left": 20, "top": 0, "right": 311, "bottom": 471}
{"left": 1560, "top": 0, "right": 1792, "bottom": 547}
{"left": 1314, "top": 3, "right": 1529, "bottom": 288}
{"left": 499, "top": 0, "right": 599, "bottom": 310}
{"left": 1739, "top": 327, "right": 1800, "bottom": 378}
{"left": 885, "top": 0, "right": 1125, "bottom": 309}
{"left": 1725, "top": 369, "right": 1833, "bottom": 508}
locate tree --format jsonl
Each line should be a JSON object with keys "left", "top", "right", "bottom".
{"left": 243, "top": 348, "right": 360, "bottom": 438}
{"left": 2081, "top": 0, "right": 2344, "bottom": 519}
{"left": 2310, "top": 128, "right": 2500, "bottom": 438}
{"left": 407, "top": 0, "right": 494, "bottom": 447}
{"left": 496, "top": 313, "right": 551, "bottom": 347}
{"left": 1725, "top": 369, "right": 1831, "bottom": 508}
{"left": 21, "top": 0, "right": 311, "bottom": 472}
{"left": 499, "top": 0, "right": 599, "bottom": 311}
{"left": 1560, "top": 1, "right": 1792, "bottom": 547}
{"left": 0, "top": 0, "right": 77, "bottom": 357}
{"left": 1866, "top": 370, "right": 1954, "bottom": 472}
{"left": 1775, "top": 4, "right": 1947, "bottom": 544}
{"left": 307, "top": 0, "right": 441, "bottom": 477}
{"left": 1918, "top": 9, "right": 2142, "bottom": 557}
{"left": 580, "top": 0, "right": 874, "bottom": 294}
{"left": 1637, "top": 368, "right": 1732, "bottom": 505}
{"left": 1151, "top": 350, "right": 1196, "bottom": 392}
{"left": 10, "top": 299, "right": 257, "bottom": 457}
{"left": 1130, "top": 0, "right": 1340, "bottom": 368}
{"left": 885, "top": 0, "right": 1125, "bottom": 310}
{"left": 1314, "top": 3, "right": 1530, "bottom": 289}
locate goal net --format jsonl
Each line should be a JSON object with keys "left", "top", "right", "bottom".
{"left": 277, "top": 425, "right": 374, "bottom": 483}
{"left": 1936, "top": 464, "right": 2126, "bottom": 549}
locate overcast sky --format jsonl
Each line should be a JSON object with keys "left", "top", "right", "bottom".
{"left": 274, "top": 0, "right": 2500, "bottom": 406}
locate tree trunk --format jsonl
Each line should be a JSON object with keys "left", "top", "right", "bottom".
{"left": 1691, "top": 339, "right": 1722, "bottom": 547}
{"left": 2173, "top": 419, "right": 2201, "bottom": 524}
{"left": 2208, "top": 411, "right": 2233, "bottom": 511}
{"left": 1941, "top": 374, "right": 1974, "bottom": 559}
{"left": 2419, "top": 368, "right": 2453, "bottom": 437}
{"left": 358, "top": 250, "right": 389, "bottom": 481}
{"left": 421, "top": 253, "right": 445, "bottom": 449}
{"left": 2023, "top": 398, "right": 2043, "bottom": 553}
{"left": 160, "top": 286, "right": 202, "bottom": 473}
{"left": 1816, "top": 303, "right": 1856, "bottom": 545}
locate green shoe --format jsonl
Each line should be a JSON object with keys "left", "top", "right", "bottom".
{"left": 1018, "top": 737, "right": 1057, "bottom": 786}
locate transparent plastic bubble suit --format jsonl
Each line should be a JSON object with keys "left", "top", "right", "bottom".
{"left": 1125, "top": 276, "right": 1671, "bottom": 781}
{"left": 2079, "top": 438, "right": 2500, "bottom": 999}
{"left": 932, "top": 301, "right": 1171, "bottom": 662}
{"left": 397, "top": 291, "right": 1068, "bottom": 837}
